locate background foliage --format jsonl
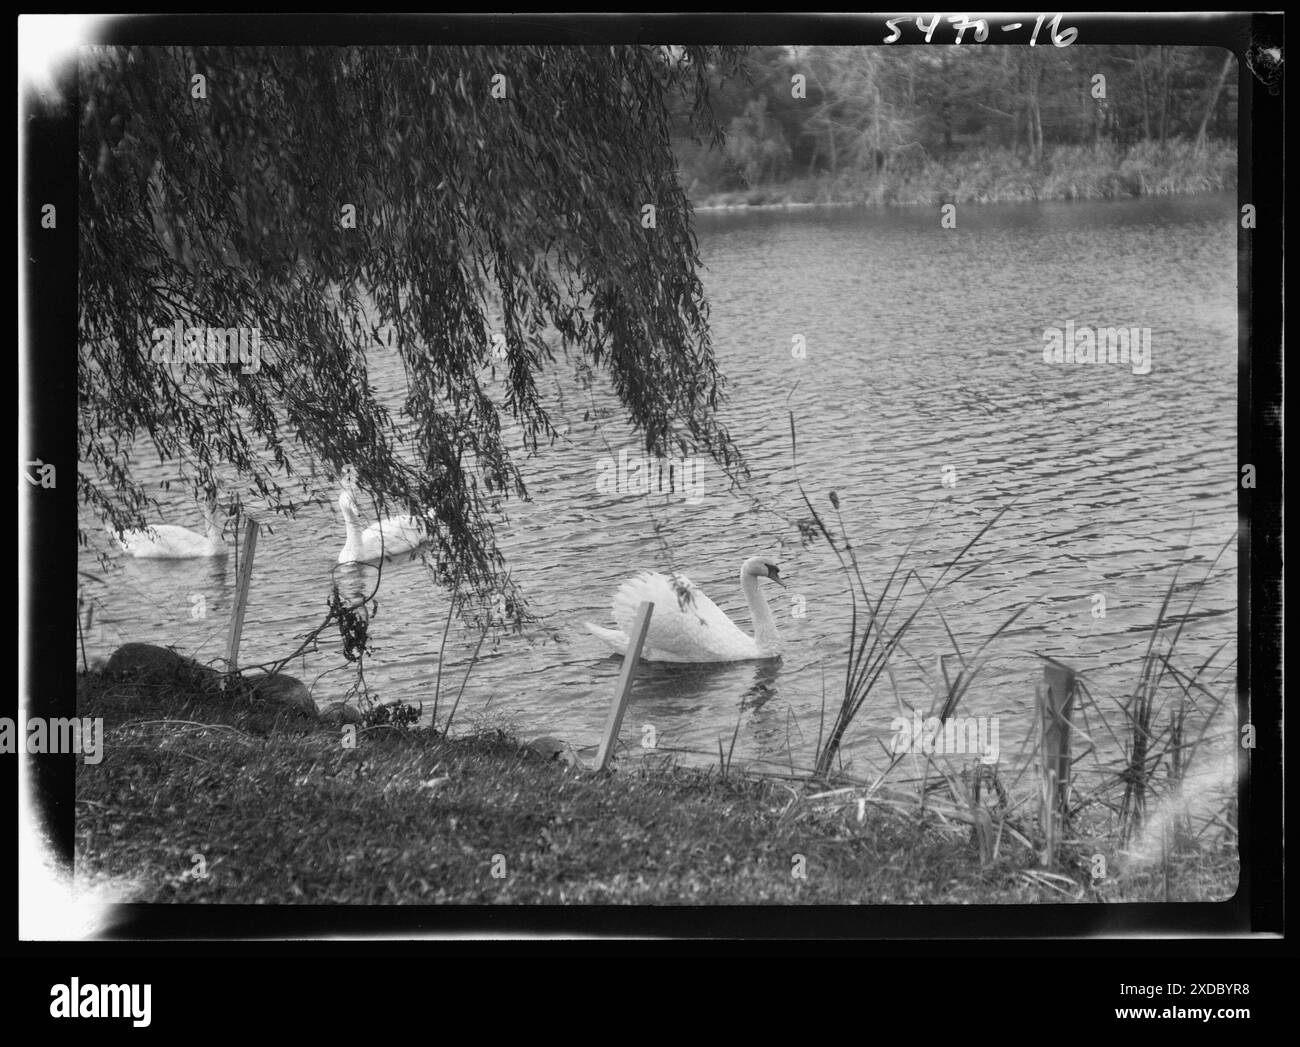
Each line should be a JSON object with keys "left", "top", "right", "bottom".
{"left": 79, "top": 45, "right": 748, "bottom": 614}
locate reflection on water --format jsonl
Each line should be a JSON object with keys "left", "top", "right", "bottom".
{"left": 80, "top": 194, "right": 1238, "bottom": 780}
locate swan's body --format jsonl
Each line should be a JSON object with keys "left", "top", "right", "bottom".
{"left": 584, "top": 556, "right": 785, "bottom": 662}
{"left": 337, "top": 489, "right": 428, "bottom": 564}
{"left": 113, "top": 503, "right": 226, "bottom": 559}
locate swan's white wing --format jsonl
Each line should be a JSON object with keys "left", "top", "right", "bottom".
{"left": 583, "top": 622, "right": 630, "bottom": 653}
{"left": 363, "top": 515, "right": 427, "bottom": 556}
{"left": 610, "top": 571, "right": 757, "bottom": 662}
{"left": 118, "top": 524, "right": 213, "bottom": 558}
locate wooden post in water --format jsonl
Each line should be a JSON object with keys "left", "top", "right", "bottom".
{"left": 1038, "top": 660, "right": 1076, "bottom": 867}
{"left": 225, "top": 517, "right": 258, "bottom": 674}
{"left": 595, "top": 602, "right": 654, "bottom": 772}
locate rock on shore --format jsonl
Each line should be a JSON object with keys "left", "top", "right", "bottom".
{"left": 103, "top": 643, "right": 362, "bottom": 724}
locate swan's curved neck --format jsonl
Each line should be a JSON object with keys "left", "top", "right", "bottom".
{"left": 340, "top": 498, "right": 364, "bottom": 549}
{"left": 203, "top": 505, "right": 220, "bottom": 542}
{"left": 741, "top": 570, "right": 781, "bottom": 653}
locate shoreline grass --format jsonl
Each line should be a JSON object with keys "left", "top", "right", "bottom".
{"left": 73, "top": 661, "right": 1236, "bottom": 904}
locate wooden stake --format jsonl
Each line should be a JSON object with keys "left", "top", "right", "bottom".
{"left": 225, "top": 517, "right": 258, "bottom": 674}
{"left": 595, "top": 601, "right": 654, "bottom": 772}
{"left": 1038, "top": 661, "right": 1076, "bottom": 867}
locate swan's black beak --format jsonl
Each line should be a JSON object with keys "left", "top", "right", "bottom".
{"left": 765, "top": 563, "right": 786, "bottom": 588}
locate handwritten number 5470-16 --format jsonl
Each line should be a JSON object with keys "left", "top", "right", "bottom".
{"left": 884, "top": 14, "right": 1078, "bottom": 46}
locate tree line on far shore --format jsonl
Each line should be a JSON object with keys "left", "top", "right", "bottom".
{"left": 673, "top": 45, "right": 1237, "bottom": 205}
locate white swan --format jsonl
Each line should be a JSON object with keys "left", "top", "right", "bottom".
{"left": 113, "top": 499, "right": 227, "bottom": 559}
{"left": 584, "top": 556, "right": 785, "bottom": 662}
{"left": 337, "top": 489, "right": 429, "bottom": 564}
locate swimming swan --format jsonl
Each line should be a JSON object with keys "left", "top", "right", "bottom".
{"left": 337, "top": 489, "right": 428, "bottom": 564}
{"left": 584, "top": 556, "right": 785, "bottom": 662}
{"left": 113, "top": 499, "right": 227, "bottom": 559}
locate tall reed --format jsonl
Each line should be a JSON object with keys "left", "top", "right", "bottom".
{"left": 786, "top": 413, "right": 1029, "bottom": 778}
{"left": 1116, "top": 533, "right": 1234, "bottom": 845}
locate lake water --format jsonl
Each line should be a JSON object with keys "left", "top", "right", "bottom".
{"left": 79, "top": 193, "right": 1238, "bottom": 786}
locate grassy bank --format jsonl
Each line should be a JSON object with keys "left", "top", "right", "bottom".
{"left": 72, "top": 663, "right": 1235, "bottom": 904}
{"left": 690, "top": 139, "right": 1235, "bottom": 210}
